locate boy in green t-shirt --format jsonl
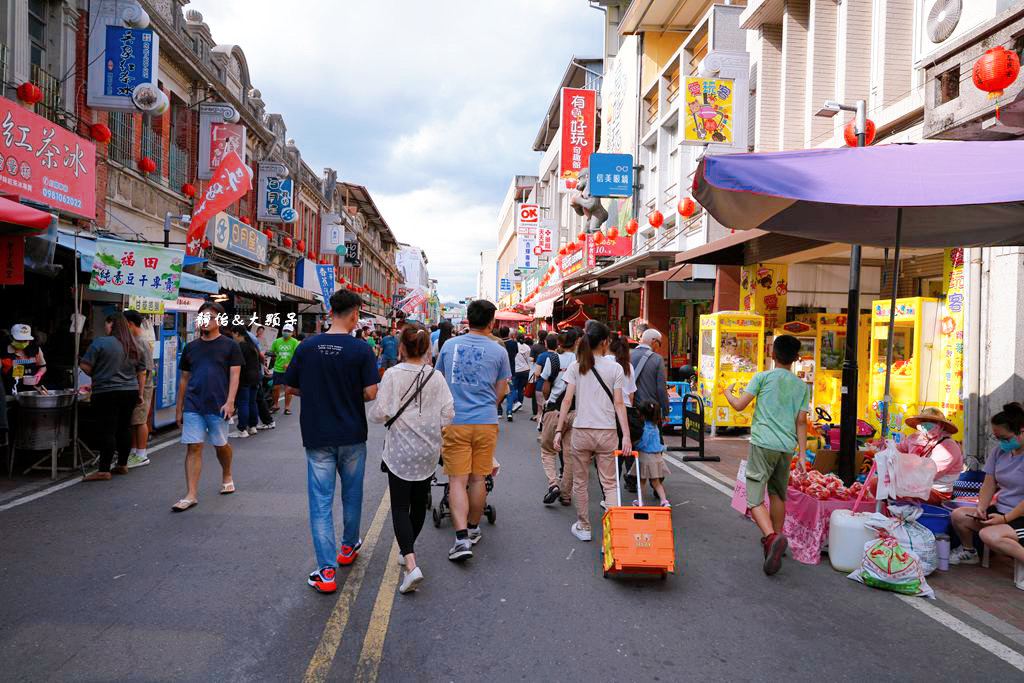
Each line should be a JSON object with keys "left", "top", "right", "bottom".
{"left": 721, "top": 334, "right": 808, "bottom": 576}
{"left": 270, "top": 324, "right": 300, "bottom": 415}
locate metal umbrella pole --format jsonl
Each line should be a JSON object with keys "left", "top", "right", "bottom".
{"left": 879, "top": 208, "right": 903, "bottom": 438}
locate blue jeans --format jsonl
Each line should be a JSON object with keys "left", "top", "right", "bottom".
{"left": 306, "top": 443, "right": 367, "bottom": 569}
{"left": 235, "top": 384, "right": 257, "bottom": 430}
{"left": 507, "top": 371, "right": 528, "bottom": 413}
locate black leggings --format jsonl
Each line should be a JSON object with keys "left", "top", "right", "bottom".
{"left": 93, "top": 390, "right": 138, "bottom": 471}
{"left": 387, "top": 470, "right": 431, "bottom": 556}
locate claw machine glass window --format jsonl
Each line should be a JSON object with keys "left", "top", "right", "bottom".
{"left": 813, "top": 314, "right": 871, "bottom": 427}
{"left": 697, "top": 312, "right": 764, "bottom": 429}
{"left": 768, "top": 320, "right": 815, "bottom": 407}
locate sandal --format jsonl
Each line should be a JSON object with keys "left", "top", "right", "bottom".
{"left": 83, "top": 471, "right": 111, "bottom": 481}
{"left": 220, "top": 481, "right": 236, "bottom": 495}
{"left": 171, "top": 498, "right": 198, "bottom": 512}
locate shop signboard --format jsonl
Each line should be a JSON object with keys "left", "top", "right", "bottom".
{"left": 127, "top": 295, "right": 164, "bottom": 314}
{"left": 316, "top": 264, "right": 336, "bottom": 310}
{"left": 682, "top": 77, "right": 734, "bottom": 145}
{"left": 535, "top": 221, "right": 553, "bottom": 254}
{"left": 0, "top": 98, "right": 97, "bottom": 218}
{"left": 159, "top": 334, "right": 177, "bottom": 408}
{"left": 589, "top": 153, "right": 633, "bottom": 197}
{"left": 206, "top": 211, "right": 269, "bottom": 265}
{"left": 257, "top": 161, "right": 296, "bottom": 223}
{"left": 559, "top": 88, "right": 596, "bottom": 192}
{"left": 88, "top": 238, "right": 183, "bottom": 300}
{"left": 587, "top": 234, "right": 632, "bottom": 266}
{"left": 499, "top": 277, "right": 512, "bottom": 293}
{"left": 516, "top": 236, "right": 536, "bottom": 270}
{"left": 940, "top": 248, "right": 965, "bottom": 432}
{"left": 320, "top": 213, "right": 345, "bottom": 253}
{"left": 0, "top": 235, "right": 25, "bottom": 284}
{"left": 165, "top": 295, "right": 205, "bottom": 312}
{"left": 209, "top": 123, "right": 245, "bottom": 171}
{"left": 516, "top": 203, "right": 539, "bottom": 237}
{"left": 561, "top": 243, "right": 587, "bottom": 278}
{"left": 103, "top": 27, "right": 156, "bottom": 98}
{"left": 197, "top": 104, "right": 243, "bottom": 179}
{"left": 739, "top": 263, "right": 788, "bottom": 332}
{"left": 186, "top": 151, "right": 252, "bottom": 255}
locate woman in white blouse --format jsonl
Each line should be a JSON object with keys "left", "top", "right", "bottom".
{"left": 369, "top": 323, "right": 455, "bottom": 594}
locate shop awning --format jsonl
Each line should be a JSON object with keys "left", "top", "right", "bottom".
{"left": 278, "top": 279, "right": 317, "bottom": 303}
{"left": 0, "top": 196, "right": 52, "bottom": 234}
{"left": 180, "top": 272, "right": 219, "bottom": 294}
{"left": 495, "top": 309, "right": 533, "bottom": 322}
{"left": 674, "top": 229, "right": 828, "bottom": 266}
{"left": 209, "top": 265, "right": 281, "bottom": 300}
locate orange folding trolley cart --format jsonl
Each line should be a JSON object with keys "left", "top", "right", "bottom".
{"left": 602, "top": 451, "right": 676, "bottom": 579}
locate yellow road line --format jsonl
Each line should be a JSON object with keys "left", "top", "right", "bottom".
{"left": 302, "top": 491, "right": 391, "bottom": 683}
{"left": 353, "top": 540, "right": 402, "bottom": 683}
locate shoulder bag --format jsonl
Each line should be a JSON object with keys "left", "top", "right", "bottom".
{"left": 379, "top": 366, "right": 436, "bottom": 472}
{"left": 591, "top": 364, "right": 644, "bottom": 445}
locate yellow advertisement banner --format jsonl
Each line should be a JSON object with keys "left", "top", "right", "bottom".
{"left": 683, "top": 77, "right": 734, "bottom": 145}
{"left": 940, "top": 248, "right": 965, "bottom": 432}
{"left": 740, "top": 263, "right": 788, "bottom": 332}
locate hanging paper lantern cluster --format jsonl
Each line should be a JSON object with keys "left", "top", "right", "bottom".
{"left": 181, "top": 182, "right": 196, "bottom": 198}
{"left": 283, "top": 236, "right": 293, "bottom": 248}
{"left": 843, "top": 118, "right": 877, "bottom": 146}
{"left": 89, "top": 123, "right": 112, "bottom": 144}
{"left": 138, "top": 156, "right": 157, "bottom": 174}
{"left": 16, "top": 82, "right": 43, "bottom": 105}
{"left": 973, "top": 46, "right": 1021, "bottom": 99}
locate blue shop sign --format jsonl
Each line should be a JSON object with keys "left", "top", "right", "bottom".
{"left": 207, "top": 212, "right": 269, "bottom": 265}
{"left": 316, "top": 264, "right": 335, "bottom": 310}
{"left": 103, "top": 27, "right": 155, "bottom": 97}
{"left": 589, "top": 153, "right": 634, "bottom": 198}
{"left": 263, "top": 177, "right": 296, "bottom": 223}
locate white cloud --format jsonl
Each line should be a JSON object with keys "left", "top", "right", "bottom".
{"left": 191, "top": 0, "right": 604, "bottom": 300}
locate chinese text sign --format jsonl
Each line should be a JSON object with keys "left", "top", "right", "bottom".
{"left": 89, "top": 238, "right": 183, "bottom": 300}
{"left": 559, "top": 88, "right": 596, "bottom": 193}
{"left": 683, "top": 78, "right": 734, "bottom": 145}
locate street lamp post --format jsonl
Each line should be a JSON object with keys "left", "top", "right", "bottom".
{"left": 815, "top": 99, "right": 866, "bottom": 486}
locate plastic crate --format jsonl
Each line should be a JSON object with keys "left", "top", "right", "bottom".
{"left": 601, "top": 506, "right": 676, "bottom": 576}
{"left": 918, "top": 503, "right": 952, "bottom": 537}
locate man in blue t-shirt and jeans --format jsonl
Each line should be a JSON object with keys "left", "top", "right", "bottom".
{"left": 285, "top": 289, "right": 379, "bottom": 594}
{"left": 437, "top": 299, "right": 511, "bottom": 562}
{"left": 173, "top": 301, "right": 243, "bottom": 512}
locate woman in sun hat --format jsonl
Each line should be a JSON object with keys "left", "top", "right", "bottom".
{"left": 899, "top": 406, "right": 964, "bottom": 503}
{"left": 1, "top": 323, "right": 46, "bottom": 395}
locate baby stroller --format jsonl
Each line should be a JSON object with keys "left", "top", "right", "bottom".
{"left": 430, "top": 455, "right": 497, "bottom": 527}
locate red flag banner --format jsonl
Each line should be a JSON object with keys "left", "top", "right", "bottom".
{"left": 186, "top": 151, "right": 252, "bottom": 256}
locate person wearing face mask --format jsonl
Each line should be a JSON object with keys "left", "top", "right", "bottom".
{"left": 949, "top": 403, "right": 1024, "bottom": 569}
{"left": 899, "top": 407, "right": 964, "bottom": 503}
{"left": 2, "top": 324, "right": 46, "bottom": 394}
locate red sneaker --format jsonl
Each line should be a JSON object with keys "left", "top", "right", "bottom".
{"left": 761, "top": 533, "right": 788, "bottom": 576}
{"left": 337, "top": 544, "right": 359, "bottom": 566}
{"left": 307, "top": 568, "right": 336, "bottom": 593}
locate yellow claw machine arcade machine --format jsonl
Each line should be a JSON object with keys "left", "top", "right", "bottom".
{"left": 868, "top": 297, "right": 942, "bottom": 443}
{"left": 813, "top": 313, "right": 871, "bottom": 426}
{"left": 698, "top": 312, "right": 764, "bottom": 430}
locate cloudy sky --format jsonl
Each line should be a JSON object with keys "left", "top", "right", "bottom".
{"left": 194, "top": 0, "right": 605, "bottom": 301}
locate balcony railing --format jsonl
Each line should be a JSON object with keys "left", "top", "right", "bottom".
{"left": 30, "top": 63, "right": 63, "bottom": 125}
{"left": 169, "top": 142, "right": 189, "bottom": 192}
{"left": 108, "top": 112, "right": 134, "bottom": 167}
{"left": 0, "top": 43, "right": 7, "bottom": 98}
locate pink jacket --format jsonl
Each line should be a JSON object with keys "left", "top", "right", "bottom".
{"left": 897, "top": 430, "right": 963, "bottom": 492}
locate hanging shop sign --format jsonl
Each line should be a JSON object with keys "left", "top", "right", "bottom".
{"left": 165, "top": 295, "right": 205, "bottom": 313}
{"left": 127, "top": 295, "right": 164, "bottom": 314}
{"left": 89, "top": 238, "right": 183, "bottom": 300}
{"left": 197, "top": 104, "right": 243, "bottom": 180}
{"left": 499, "top": 277, "right": 512, "bottom": 293}
{"left": 682, "top": 77, "right": 734, "bottom": 145}
{"left": 343, "top": 237, "right": 361, "bottom": 268}
{"left": 516, "top": 236, "right": 536, "bottom": 270}
{"left": 316, "top": 264, "right": 336, "bottom": 310}
{"left": 589, "top": 153, "right": 633, "bottom": 198}
{"left": 0, "top": 235, "right": 25, "bottom": 284}
{"left": 739, "top": 263, "right": 788, "bottom": 331}
{"left": 320, "top": 213, "right": 346, "bottom": 253}
{"left": 534, "top": 221, "right": 554, "bottom": 255}
{"left": 187, "top": 151, "right": 252, "bottom": 255}
{"left": 940, "top": 248, "right": 965, "bottom": 433}
{"left": 86, "top": 0, "right": 160, "bottom": 112}
{"left": 0, "top": 98, "right": 97, "bottom": 218}
{"left": 256, "top": 161, "right": 296, "bottom": 223}
{"left": 558, "top": 88, "right": 596, "bottom": 193}
{"left": 206, "top": 211, "right": 269, "bottom": 265}
{"left": 587, "top": 234, "right": 633, "bottom": 264}
{"left": 516, "top": 203, "right": 539, "bottom": 237}
{"left": 561, "top": 243, "right": 587, "bottom": 278}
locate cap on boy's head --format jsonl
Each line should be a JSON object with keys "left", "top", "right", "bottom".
{"left": 772, "top": 334, "right": 802, "bottom": 365}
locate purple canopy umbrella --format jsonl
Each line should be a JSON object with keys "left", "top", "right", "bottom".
{"left": 693, "top": 140, "right": 1024, "bottom": 482}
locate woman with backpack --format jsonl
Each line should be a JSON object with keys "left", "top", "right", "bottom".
{"left": 553, "top": 322, "right": 632, "bottom": 542}
{"left": 368, "top": 323, "right": 454, "bottom": 594}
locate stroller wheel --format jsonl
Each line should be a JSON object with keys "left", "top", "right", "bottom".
{"left": 485, "top": 505, "right": 496, "bottom": 525}
{"left": 432, "top": 506, "right": 442, "bottom": 528}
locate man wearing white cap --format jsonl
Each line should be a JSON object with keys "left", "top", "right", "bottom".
{"left": 1, "top": 324, "right": 46, "bottom": 394}
{"left": 270, "top": 323, "right": 300, "bottom": 415}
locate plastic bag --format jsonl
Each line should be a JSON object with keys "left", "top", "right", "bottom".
{"left": 847, "top": 530, "right": 934, "bottom": 598}
{"left": 874, "top": 440, "right": 937, "bottom": 500}
{"left": 886, "top": 504, "right": 937, "bottom": 576}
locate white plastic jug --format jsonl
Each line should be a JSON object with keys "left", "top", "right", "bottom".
{"left": 828, "top": 509, "right": 878, "bottom": 572}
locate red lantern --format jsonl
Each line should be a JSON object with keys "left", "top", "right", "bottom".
{"left": 139, "top": 156, "right": 156, "bottom": 174}
{"left": 283, "top": 236, "right": 293, "bottom": 248}
{"left": 677, "top": 198, "right": 696, "bottom": 217}
{"left": 594, "top": 231, "right": 606, "bottom": 244}
{"left": 606, "top": 226, "right": 619, "bottom": 240}
{"left": 201, "top": 237, "right": 211, "bottom": 250}
{"left": 648, "top": 210, "right": 664, "bottom": 228}
{"left": 16, "top": 82, "right": 43, "bottom": 105}
{"left": 181, "top": 182, "right": 196, "bottom": 198}
{"left": 625, "top": 219, "right": 639, "bottom": 236}
{"left": 339, "top": 275, "right": 346, "bottom": 284}
{"left": 577, "top": 231, "right": 586, "bottom": 242}
{"left": 558, "top": 246, "right": 568, "bottom": 256}
{"left": 89, "top": 123, "right": 112, "bottom": 144}
{"left": 239, "top": 216, "right": 250, "bottom": 225}
{"left": 263, "top": 229, "right": 273, "bottom": 241}
{"left": 973, "top": 46, "right": 1021, "bottom": 98}
{"left": 296, "top": 239, "right": 305, "bottom": 252}
{"left": 843, "top": 118, "right": 877, "bottom": 146}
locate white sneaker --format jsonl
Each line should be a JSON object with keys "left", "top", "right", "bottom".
{"left": 228, "top": 430, "right": 248, "bottom": 438}
{"left": 948, "top": 546, "right": 980, "bottom": 566}
{"left": 397, "top": 554, "right": 406, "bottom": 567}
{"left": 467, "top": 527, "right": 482, "bottom": 545}
{"left": 256, "top": 423, "right": 272, "bottom": 430}
{"left": 511, "top": 401, "right": 523, "bottom": 413}
{"left": 126, "top": 453, "right": 150, "bottom": 469}
{"left": 398, "top": 566, "right": 423, "bottom": 594}
{"left": 247, "top": 427, "right": 258, "bottom": 436}
{"left": 600, "top": 500, "right": 610, "bottom": 510}
{"left": 570, "top": 521, "right": 592, "bottom": 542}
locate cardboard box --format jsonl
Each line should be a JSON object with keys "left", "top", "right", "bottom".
{"left": 811, "top": 450, "right": 872, "bottom": 476}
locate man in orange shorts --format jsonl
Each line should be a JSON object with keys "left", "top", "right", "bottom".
{"left": 436, "top": 299, "right": 510, "bottom": 562}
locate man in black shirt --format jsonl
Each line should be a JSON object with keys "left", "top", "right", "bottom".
{"left": 172, "top": 302, "right": 243, "bottom": 512}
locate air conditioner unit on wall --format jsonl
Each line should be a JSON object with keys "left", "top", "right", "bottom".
{"left": 916, "top": 0, "right": 1008, "bottom": 65}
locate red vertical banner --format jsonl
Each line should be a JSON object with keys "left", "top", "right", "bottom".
{"left": 186, "top": 151, "right": 252, "bottom": 255}
{"left": 559, "top": 88, "right": 596, "bottom": 193}
{"left": 0, "top": 235, "right": 25, "bottom": 284}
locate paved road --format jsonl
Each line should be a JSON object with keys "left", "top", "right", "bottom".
{"left": 1, "top": 404, "right": 1023, "bottom": 681}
